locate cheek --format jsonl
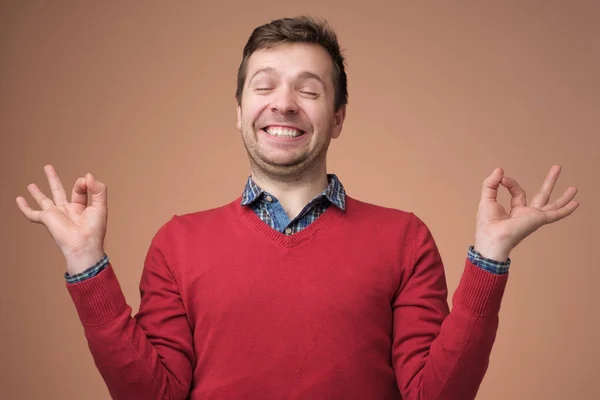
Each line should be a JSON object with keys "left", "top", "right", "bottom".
{"left": 241, "top": 97, "right": 268, "bottom": 125}
{"left": 302, "top": 103, "right": 333, "bottom": 129}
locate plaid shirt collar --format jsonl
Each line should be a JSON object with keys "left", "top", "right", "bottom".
{"left": 241, "top": 174, "right": 346, "bottom": 210}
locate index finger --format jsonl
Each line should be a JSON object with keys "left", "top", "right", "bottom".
{"left": 480, "top": 167, "right": 504, "bottom": 202}
{"left": 71, "top": 177, "right": 88, "bottom": 206}
{"left": 500, "top": 176, "right": 527, "bottom": 208}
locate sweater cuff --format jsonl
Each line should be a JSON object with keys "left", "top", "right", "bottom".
{"left": 454, "top": 259, "right": 509, "bottom": 316}
{"left": 66, "top": 264, "right": 128, "bottom": 326}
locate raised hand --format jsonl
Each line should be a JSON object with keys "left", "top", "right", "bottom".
{"left": 474, "top": 165, "right": 579, "bottom": 262}
{"left": 16, "top": 165, "right": 108, "bottom": 275}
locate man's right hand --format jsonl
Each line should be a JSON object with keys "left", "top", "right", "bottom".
{"left": 16, "top": 165, "right": 108, "bottom": 276}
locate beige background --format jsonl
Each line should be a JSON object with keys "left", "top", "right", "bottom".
{"left": 1, "top": 1, "right": 599, "bottom": 399}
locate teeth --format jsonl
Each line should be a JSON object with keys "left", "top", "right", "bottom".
{"left": 265, "top": 127, "right": 303, "bottom": 137}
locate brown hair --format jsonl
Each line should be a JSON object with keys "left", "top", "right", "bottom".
{"left": 235, "top": 16, "right": 348, "bottom": 111}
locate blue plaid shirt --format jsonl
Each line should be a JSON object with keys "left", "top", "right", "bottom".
{"left": 240, "top": 174, "right": 347, "bottom": 235}
{"left": 65, "top": 174, "right": 509, "bottom": 283}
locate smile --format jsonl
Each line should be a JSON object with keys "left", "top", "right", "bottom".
{"left": 263, "top": 126, "right": 305, "bottom": 138}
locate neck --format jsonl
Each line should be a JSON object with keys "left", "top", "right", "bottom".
{"left": 250, "top": 166, "right": 329, "bottom": 220}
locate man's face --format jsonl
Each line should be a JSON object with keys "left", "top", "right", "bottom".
{"left": 237, "top": 42, "right": 345, "bottom": 179}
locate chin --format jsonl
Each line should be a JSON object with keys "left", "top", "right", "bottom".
{"left": 257, "top": 149, "right": 307, "bottom": 166}
{"left": 255, "top": 155, "right": 312, "bottom": 176}
{"left": 263, "top": 158, "right": 306, "bottom": 170}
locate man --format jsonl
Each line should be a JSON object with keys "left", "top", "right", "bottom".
{"left": 16, "top": 16, "right": 579, "bottom": 400}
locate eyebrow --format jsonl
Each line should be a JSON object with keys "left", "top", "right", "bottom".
{"left": 297, "top": 71, "right": 326, "bottom": 88}
{"left": 248, "top": 67, "right": 276, "bottom": 86}
{"left": 248, "top": 67, "right": 326, "bottom": 88}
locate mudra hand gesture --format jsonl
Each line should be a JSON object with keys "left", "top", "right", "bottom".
{"left": 16, "top": 165, "right": 108, "bottom": 275}
{"left": 474, "top": 165, "right": 579, "bottom": 262}
{"left": 16, "top": 164, "right": 580, "bottom": 271}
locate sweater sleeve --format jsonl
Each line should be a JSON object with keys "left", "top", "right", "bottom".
{"left": 392, "top": 215, "right": 509, "bottom": 400}
{"left": 65, "top": 220, "right": 195, "bottom": 400}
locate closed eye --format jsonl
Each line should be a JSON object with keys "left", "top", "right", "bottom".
{"left": 300, "top": 91, "right": 318, "bottom": 97}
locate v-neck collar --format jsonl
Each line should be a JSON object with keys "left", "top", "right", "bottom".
{"left": 233, "top": 196, "right": 345, "bottom": 248}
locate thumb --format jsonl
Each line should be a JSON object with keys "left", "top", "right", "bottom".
{"left": 480, "top": 167, "right": 504, "bottom": 202}
{"left": 85, "top": 173, "right": 107, "bottom": 211}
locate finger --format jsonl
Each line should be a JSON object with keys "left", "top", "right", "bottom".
{"left": 15, "top": 196, "right": 42, "bottom": 222}
{"left": 71, "top": 177, "right": 88, "bottom": 206}
{"left": 530, "top": 165, "right": 561, "bottom": 208}
{"left": 500, "top": 176, "right": 527, "bottom": 208}
{"left": 480, "top": 167, "right": 504, "bottom": 202}
{"left": 542, "top": 186, "right": 578, "bottom": 211}
{"left": 27, "top": 183, "right": 55, "bottom": 210}
{"left": 44, "top": 165, "right": 68, "bottom": 205}
{"left": 85, "top": 173, "right": 108, "bottom": 212}
{"left": 542, "top": 200, "right": 580, "bottom": 224}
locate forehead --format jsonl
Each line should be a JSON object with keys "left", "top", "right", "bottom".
{"left": 246, "top": 42, "right": 334, "bottom": 82}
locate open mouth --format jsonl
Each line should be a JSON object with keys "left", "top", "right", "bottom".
{"left": 261, "top": 126, "right": 306, "bottom": 138}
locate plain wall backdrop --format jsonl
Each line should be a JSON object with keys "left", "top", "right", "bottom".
{"left": 1, "top": 1, "right": 598, "bottom": 399}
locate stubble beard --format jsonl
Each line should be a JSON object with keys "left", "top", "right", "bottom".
{"left": 241, "top": 126, "right": 331, "bottom": 183}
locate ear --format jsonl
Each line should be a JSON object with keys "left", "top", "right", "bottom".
{"left": 330, "top": 105, "right": 346, "bottom": 139}
{"left": 236, "top": 104, "right": 242, "bottom": 130}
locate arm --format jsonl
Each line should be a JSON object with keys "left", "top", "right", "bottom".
{"left": 15, "top": 165, "right": 194, "bottom": 400}
{"left": 66, "top": 221, "right": 195, "bottom": 400}
{"left": 392, "top": 216, "right": 508, "bottom": 399}
{"left": 393, "top": 165, "right": 579, "bottom": 399}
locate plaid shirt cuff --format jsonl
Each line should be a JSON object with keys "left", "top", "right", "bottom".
{"left": 64, "top": 254, "right": 109, "bottom": 284}
{"left": 468, "top": 246, "right": 510, "bottom": 275}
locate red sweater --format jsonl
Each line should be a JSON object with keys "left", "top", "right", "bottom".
{"left": 67, "top": 196, "right": 508, "bottom": 400}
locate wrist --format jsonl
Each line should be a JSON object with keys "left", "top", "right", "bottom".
{"left": 64, "top": 246, "right": 105, "bottom": 276}
{"left": 473, "top": 238, "right": 510, "bottom": 262}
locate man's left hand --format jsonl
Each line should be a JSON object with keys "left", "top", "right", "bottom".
{"left": 473, "top": 165, "right": 579, "bottom": 262}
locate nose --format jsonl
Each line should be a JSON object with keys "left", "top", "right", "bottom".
{"left": 270, "top": 87, "right": 298, "bottom": 115}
